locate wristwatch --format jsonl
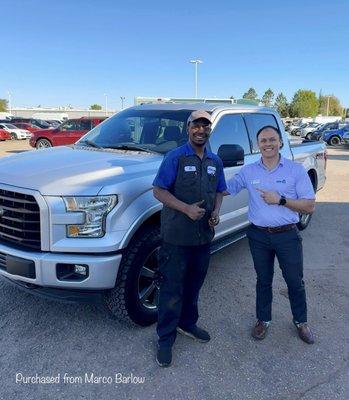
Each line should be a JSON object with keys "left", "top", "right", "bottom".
{"left": 278, "top": 195, "right": 287, "bottom": 206}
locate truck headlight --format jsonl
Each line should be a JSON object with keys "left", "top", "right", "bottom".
{"left": 63, "top": 195, "right": 117, "bottom": 238}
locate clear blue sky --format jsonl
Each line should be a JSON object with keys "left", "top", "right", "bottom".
{"left": 2, "top": 0, "right": 348, "bottom": 110}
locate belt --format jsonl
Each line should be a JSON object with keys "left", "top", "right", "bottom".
{"left": 251, "top": 223, "right": 296, "bottom": 233}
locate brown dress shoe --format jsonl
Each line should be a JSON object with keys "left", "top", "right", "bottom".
{"left": 252, "top": 320, "right": 269, "bottom": 340}
{"left": 294, "top": 322, "right": 315, "bottom": 344}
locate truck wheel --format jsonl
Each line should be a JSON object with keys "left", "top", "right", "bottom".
{"left": 297, "top": 174, "right": 316, "bottom": 231}
{"left": 328, "top": 136, "right": 341, "bottom": 146}
{"left": 297, "top": 213, "right": 312, "bottom": 231}
{"left": 305, "top": 133, "right": 312, "bottom": 140}
{"left": 36, "top": 139, "right": 52, "bottom": 149}
{"left": 103, "top": 225, "right": 161, "bottom": 326}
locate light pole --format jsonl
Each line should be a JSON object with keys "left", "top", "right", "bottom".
{"left": 120, "top": 96, "right": 125, "bottom": 110}
{"left": 189, "top": 59, "right": 203, "bottom": 98}
{"left": 7, "top": 91, "right": 12, "bottom": 114}
{"left": 104, "top": 93, "right": 108, "bottom": 116}
{"left": 326, "top": 95, "right": 332, "bottom": 116}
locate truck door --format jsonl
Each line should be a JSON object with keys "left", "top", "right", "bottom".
{"left": 54, "top": 120, "right": 80, "bottom": 145}
{"left": 209, "top": 113, "right": 251, "bottom": 236}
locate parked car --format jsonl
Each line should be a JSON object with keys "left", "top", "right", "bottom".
{"left": 322, "top": 124, "right": 349, "bottom": 146}
{"left": 0, "top": 129, "right": 11, "bottom": 141}
{"left": 29, "top": 117, "right": 107, "bottom": 149}
{"left": 310, "top": 121, "right": 341, "bottom": 141}
{"left": 0, "top": 104, "right": 327, "bottom": 325}
{"left": 288, "top": 120, "right": 303, "bottom": 135}
{"left": 299, "top": 122, "right": 321, "bottom": 139}
{"left": 9, "top": 118, "right": 51, "bottom": 129}
{"left": 11, "top": 122, "right": 42, "bottom": 133}
{"left": 291, "top": 122, "right": 311, "bottom": 136}
{"left": 0, "top": 123, "right": 31, "bottom": 140}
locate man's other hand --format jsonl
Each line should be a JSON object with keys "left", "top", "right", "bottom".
{"left": 185, "top": 200, "right": 206, "bottom": 220}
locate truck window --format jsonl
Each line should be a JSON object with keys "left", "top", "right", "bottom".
{"left": 243, "top": 113, "right": 279, "bottom": 153}
{"left": 80, "top": 109, "right": 191, "bottom": 152}
{"left": 210, "top": 114, "right": 251, "bottom": 155}
{"left": 61, "top": 120, "right": 79, "bottom": 131}
{"left": 79, "top": 120, "right": 92, "bottom": 130}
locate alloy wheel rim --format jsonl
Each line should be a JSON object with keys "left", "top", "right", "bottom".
{"left": 138, "top": 246, "right": 160, "bottom": 310}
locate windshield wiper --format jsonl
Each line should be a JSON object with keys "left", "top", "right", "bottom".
{"left": 107, "top": 144, "right": 158, "bottom": 153}
{"left": 78, "top": 140, "right": 102, "bottom": 149}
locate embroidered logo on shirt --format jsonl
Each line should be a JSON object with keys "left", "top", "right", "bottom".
{"left": 251, "top": 179, "right": 260, "bottom": 186}
{"left": 207, "top": 166, "right": 216, "bottom": 175}
{"left": 184, "top": 166, "right": 197, "bottom": 172}
{"left": 276, "top": 179, "right": 286, "bottom": 184}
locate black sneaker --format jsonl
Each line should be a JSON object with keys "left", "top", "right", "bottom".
{"left": 156, "top": 346, "right": 172, "bottom": 367}
{"left": 177, "top": 325, "right": 211, "bottom": 343}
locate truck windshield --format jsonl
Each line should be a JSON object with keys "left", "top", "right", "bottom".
{"left": 76, "top": 109, "right": 192, "bottom": 153}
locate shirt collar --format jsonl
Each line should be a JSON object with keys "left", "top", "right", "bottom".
{"left": 258, "top": 154, "right": 284, "bottom": 170}
{"left": 184, "top": 141, "right": 213, "bottom": 159}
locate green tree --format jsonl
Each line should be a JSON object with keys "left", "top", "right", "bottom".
{"left": 289, "top": 90, "right": 319, "bottom": 117}
{"left": 89, "top": 104, "right": 102, "bottom": 110}
{"left": 318, "top": 94, "right": 342, "bottom": 116}
{"left": 0, "top": 99, "right": 8, "bottom": 112}
{"left": 242, "top": 88, "right": 258, "bottom": 101}
{"left": 274, "top": 92, "right": 288, "bottom": 117}
{"left": 261, "top": 89, "right": 274, "bottom": 107}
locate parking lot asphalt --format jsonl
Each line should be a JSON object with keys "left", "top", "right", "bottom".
{"left": 0, "top": 141, "right": 348, "bottom": 400}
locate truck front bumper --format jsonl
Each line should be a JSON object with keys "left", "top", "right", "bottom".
{"left": 0, "top": 242, "right": 122, "bottom": 291}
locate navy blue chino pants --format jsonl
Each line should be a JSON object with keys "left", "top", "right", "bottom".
{"left": 247, "top": 225, "right": 307, "bottom": 323}
{"left": 157, "top": 242, "right": 210, "bottom": 348}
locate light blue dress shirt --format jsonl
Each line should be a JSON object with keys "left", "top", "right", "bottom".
{"left": 227, "top": 156, "right": 315, "bottom": 227}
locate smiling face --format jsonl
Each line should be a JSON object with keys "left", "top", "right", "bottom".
{"left": 187, "top": 118, "right": 212, "bottom": 147}
{"left": 257, "top": 127, "right": 282, "bottom": 160}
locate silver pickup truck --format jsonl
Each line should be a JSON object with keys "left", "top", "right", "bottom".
{"left": 0, "top": 104, "right": 327, "bottom": 325}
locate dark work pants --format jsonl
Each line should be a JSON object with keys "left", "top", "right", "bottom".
{"left": 156, "top": 242, "right": 210, "bottom": 348}
{"left": 247, "top": 226, "right": 307, "bottom": 323}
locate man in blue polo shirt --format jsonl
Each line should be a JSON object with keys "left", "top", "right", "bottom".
{"left": 153, "top": 110, "right": 227, "bottom": 367}
{"left": 227, "top": 125, "right": 315, "bottom": 344}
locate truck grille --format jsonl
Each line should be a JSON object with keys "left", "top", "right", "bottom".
{"left": 0, "top": 189, "right": 41, "bottom": 250}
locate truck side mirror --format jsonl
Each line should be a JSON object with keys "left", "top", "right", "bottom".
{"left": 217, "top": 144, "right": 244, "bottom": 168}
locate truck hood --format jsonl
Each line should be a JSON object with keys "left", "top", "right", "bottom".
{"left": 0, "top": 146, "right": 163, "bottom": 196}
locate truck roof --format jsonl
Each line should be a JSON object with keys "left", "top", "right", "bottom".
{"left": 131, "top": 102, "right": 274, "bottom": 114}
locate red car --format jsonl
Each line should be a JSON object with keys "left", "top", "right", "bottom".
{"left": 0, "top": 129, "right": 11, "bottom": 141}
{"left": 11, "top": 122, "right": 42, "bottom": 133}
{"left": 29, "top": 117, "right": 107, "bottom": 149}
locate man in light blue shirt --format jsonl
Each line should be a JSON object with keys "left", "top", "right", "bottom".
{"left": 227, "top": 125, "right": 315, "bottom": 344}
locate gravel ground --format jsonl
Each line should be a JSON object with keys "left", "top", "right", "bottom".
{"left": 0, "top": 141, "right": 348, "bottom": 400}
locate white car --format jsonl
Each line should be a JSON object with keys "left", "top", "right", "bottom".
{"left": 300, "top": 122, "right": 321, "bottom": 139}
{"left": 0, "top": 123, "right": 31, "bottom": 140}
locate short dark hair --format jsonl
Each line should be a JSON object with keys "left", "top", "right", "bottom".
{"left": 256, "top": 125, "right": 282, "bottom": 140}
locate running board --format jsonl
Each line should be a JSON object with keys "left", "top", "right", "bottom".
{"left": 210, "top": 230, "right": 247, "bottom": 255}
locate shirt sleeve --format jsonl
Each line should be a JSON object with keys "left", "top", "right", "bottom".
{"left": 152, "top": 152, "right": 178, "bottom": 190}
{"left": 227, "top": 168, "right": 247, "bottom": 196}
{"left": 295, "top": 165, "right": 316, "bottom": 199}
{"left": 216, "top": 157, "right": 227, "bottom": 193}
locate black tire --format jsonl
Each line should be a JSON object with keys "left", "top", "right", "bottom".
{"left": 10, "top": 132, "right": 17, "bottom": 140}
{"left": 328, "top": 136, "right": 341, "bottom": 146}
{"left": 297, "top": 213, "right": 312, "bottom": 231}
{"left": 36, "top": 138, "right": 52, "bottom": 149}
{"left": 305, "top": 133, "right": 312, "bottom": 140}
{"left": 297, "top": 174, "right": 316, "bottom": 231}
{"left": 103, "top": 225, "right": 161, "bottom": 326}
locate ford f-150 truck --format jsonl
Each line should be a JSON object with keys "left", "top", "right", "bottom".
{"left": 0, "top": 104, "right": 327, "bottom": 326}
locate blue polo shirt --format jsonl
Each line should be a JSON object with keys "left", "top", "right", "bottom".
{"left": 153, "top": 142, "right": 227, "bottom": 192}
{"left": 227, "top": 156, "right": 315, "bottom": 227}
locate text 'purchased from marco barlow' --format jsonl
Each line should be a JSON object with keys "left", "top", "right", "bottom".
{"left": 15, "top": 372, "right": 145, "bottom": 385}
